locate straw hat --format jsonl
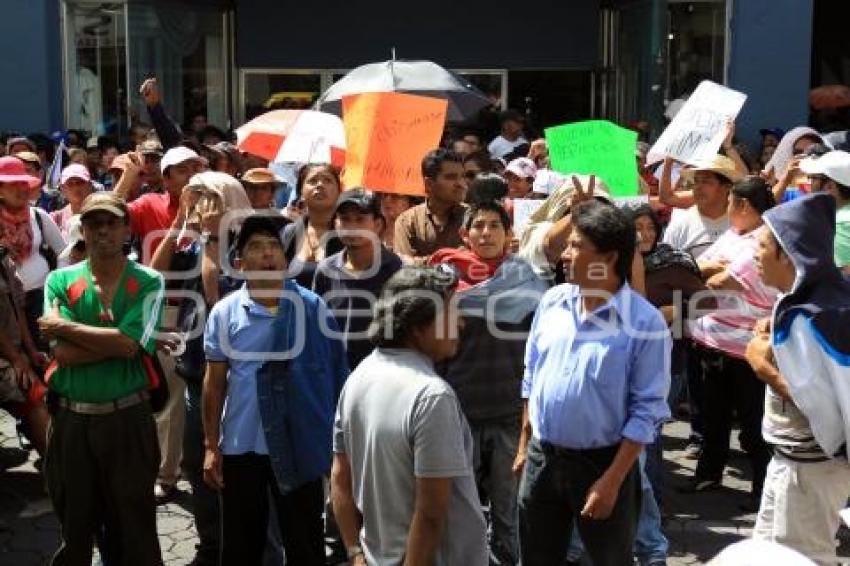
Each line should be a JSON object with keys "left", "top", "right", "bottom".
{"left": 681, "top": 154, "right": 744, "bottom": 184}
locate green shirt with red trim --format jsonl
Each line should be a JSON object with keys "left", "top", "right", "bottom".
{"left": 44, "top": 259, "right": 164, "bottom": 403}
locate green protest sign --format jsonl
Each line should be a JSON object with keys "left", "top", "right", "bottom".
{"left": 544, "top": 120, "right": 638, "bottom": 197}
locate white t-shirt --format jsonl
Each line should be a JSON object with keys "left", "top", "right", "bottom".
{"left": 17, "top": 208, "right": 66, "bottom": 291}
{"left": 333, "top": 348, "right": 487, "bottom": 566}
{"left": 662, "top": 206, "right": 729, "bottom": 260}
{"left": 487, "top": 135, "right": 528, "bottom": 159}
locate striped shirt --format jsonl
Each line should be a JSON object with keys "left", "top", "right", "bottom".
{"left": 689, "top": 228, "right": 778, "bottom": 359}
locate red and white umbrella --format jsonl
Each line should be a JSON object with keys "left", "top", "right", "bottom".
{"left": 235, "top": 110, "right": 346, "bottom": 166}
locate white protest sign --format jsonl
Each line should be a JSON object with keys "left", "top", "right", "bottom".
{"left": 512, "top": 199, "right": 545, "bottom": 237}
{"left": 613, "top": 195, "right": 649, "bottom": 209}
{"left": 648, "top": 80, "right": 747, "bottom": 165}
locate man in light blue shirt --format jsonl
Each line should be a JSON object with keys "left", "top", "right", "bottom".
{"left": 515, "top": 195, "right": 671, "bottom": 566}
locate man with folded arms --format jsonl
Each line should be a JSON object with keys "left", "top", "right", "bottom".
{"left": 515, "top": 193, "right": 671, "bottom": 565}
{"left": 38, "top": 192, "right": 164, "bottom": 565}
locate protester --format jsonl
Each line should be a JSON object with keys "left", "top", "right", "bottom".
{"left": 463, "top": 150, "right": 492, "bottom": 183}
{"left": 488, "top": 110, "right": 528, "bottom": 159}
{"left": 431, "top": 201, "right": 547, "bottom": 565}
{"left": 114, "top": 146, "right": 203, "bottom": 262}
{"left": 0, "top": 248, "right": 49, "bottom": 455}
{"left": 504, "top": 157, "right": 537, "bottom": 199}
{"left": 684, "top": 176, "right": 777, "bottom": 507}
{"left": 136, "top": 139, "right": 165, "bottom": 194}
{"left": 466, "top": 173, "right": 509, "bottom": 205}
{"left": 241, "top": 167, "right": 279, "bottom": 210}
{"left": 394, "top": 149, "right": 468, "bottom": 263}
{"left": 313, "top": 188, "right": 402, "bottom": 369}
{"left": 51, "top": 164, "right": 94, "bottom": 241}
{"left": 282, "top": 163, "right": 344, "bottom": 288}
{"left": 748, "top": 193, "right": 850, "bottom": 564}
{"left": 762, "top": 126, "right": 823, "bottom": 183}
{"left": 798, "top": 150, "right": 850, "bottom": 274}
{"left": 378, "top": 192, "right": 415, "bottom": 250}
{"left": 149, "top": 171, "right": 252, "bottom": 563}
{"left": 516, "top": 194, "right": 670, "bottom": 565}
{"left": 38, "top": 192, "right": 164, "bottom": 565}
{"left": 462, "top": 131, "right": 484, "bottom": 154}
{"left": 0, "top": 156, "right": 65, "bottom": 347}
{"left": 331, "top": 266, "right": 488, "bottom": 565}
{"left": 203, "top": 216, "right": 349, "bottom": 565}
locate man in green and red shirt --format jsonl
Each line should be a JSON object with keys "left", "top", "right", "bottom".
{"left": 38, "top": 192, "right": 165, "bottom": 565}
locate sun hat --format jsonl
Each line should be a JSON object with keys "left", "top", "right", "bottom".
{"left": 13, "top": 151, "right": 41, "bottom": 166}
{"left": 60, "top": 163, "right": 91, "bottom": 185}
{"left": 799, "top": 150, "right": 850, "bottom": 186}
{"left": 681, "top": 154, "right": 744, "bottom": 184}
{"left": 241, "top": 168, "right": 279, "bottom": 185}
{"left": 0, "top": 156, "right": 42, "bottom": 188}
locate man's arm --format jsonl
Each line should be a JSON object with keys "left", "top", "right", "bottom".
{"left": 53, "top": 340, "right": 114, "bottom": 366}
{"left": 658, "top": 157, "right": 694, "bottom": 209}
{"left": 140, "top": 78, "right": 184, "bottom": 150}
{"left": 202, "top": 360, "right": 228, "bottom": 489}
{"left": 581, "top": 439, "right": 643, "bottom": 520}
{"left": 512, "top": 400, "right": 531, "bottom": 478}
{"left": 39, "top": 303, "right": 139, "bottom": 359}
{"left": 330, "top": 453, "right": 365, "bottom": 565}
{"left": 403, "top": 477, "right": 453, "bottom": 566}
{"left": 745, "top": 327, "right": 792, "bottom": 401}
{"left": 111, "top": 152, "right": 146, "bottom": 202}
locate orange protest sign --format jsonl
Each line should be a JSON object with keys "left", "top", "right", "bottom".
{"left": 341, "top": 92, "right": 448, "bottom": 196}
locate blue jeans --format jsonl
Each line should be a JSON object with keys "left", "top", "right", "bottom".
{"left": 565, "top": 452, "right": 668, "bottom": 565}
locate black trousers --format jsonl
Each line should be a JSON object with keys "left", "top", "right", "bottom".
{"left": 518, "top": 438, "right": 640, "bottom": 566}
{"left": 221, "top": 453, "right": 324, "bottom": 566}
{"left": 45, "top": 402, "right": 162, "bottom": 566}
{"left": 694, "top": 345, "right": 770, "bottom": 496}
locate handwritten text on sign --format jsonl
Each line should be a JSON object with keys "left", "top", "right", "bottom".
{"left": 341, "top": 92, "right": 447, "bottom": 196}
{"left": 545, "top": 120, "right": 638, "bottom": 197}
{"left": 647, "top": 80, "right": 747, "bottom": 165}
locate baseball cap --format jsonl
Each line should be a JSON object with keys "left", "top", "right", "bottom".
{"left": 60, "top": 163, "right": 91, "bottom": 185}
{"left": 334, "top": 188, "right": 382, "bottom": 217}
{"left": 79, "top": 192, "right": 128, "bottom": 220}
{"left": 505, "top": 157, "right": 537, "bottom": 180}
{"left": 137, "top": 139, "right": 164, "bottom": 156}
{"left": 161, "top": 146, "right": 201, "bottom": 174}
{"left": 6, "top": 136, "right": 36, "bottom": 153}
{"left": 241, "top": 168, "right": 279, "bottom": 185}
{"left": 799, "top": 150, "right": 850, "bottom": 186}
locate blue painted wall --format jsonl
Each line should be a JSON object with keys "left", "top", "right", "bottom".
{"left": 0, "top": 0, "right": 63, "bottom": 135}
{"left": 727, "top": 0, "right": 814, "bottom": 150}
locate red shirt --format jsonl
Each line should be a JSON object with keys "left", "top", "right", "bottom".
{"left": 128, "top": 192, "right": 179, "bottom": 264}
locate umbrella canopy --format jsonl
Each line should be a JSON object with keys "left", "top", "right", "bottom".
{"left": 317, "top": 60, "right": 491, "bottom": 122}
{"left": 235, "top": 110, "right": 345, "bottom": 166}
{"left": 810, "top": 85, "right": 850, "bottom": 111}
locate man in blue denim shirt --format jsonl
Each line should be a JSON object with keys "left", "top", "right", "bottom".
{"left": 202, "top": 217, "right": 349, "bottom": 565}
{"left": 515, "top": 196, "right": 671, "bottom": 566}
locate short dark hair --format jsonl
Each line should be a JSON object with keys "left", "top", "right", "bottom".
{"left": 732, "top": 175, "right": 776, "bottom": 215}
{"left": 466, "top": 173, "right": 507, "bottom": 204}
{"left": 835, "top": 181, "right": 850, "bottom": 200}
{"left": 421, "top": 148, "right": 463, "bottom": 180}
{"left": 235, "top": 216, "right": 287, "bottom": 256}
{"left": 463, "top": 200, "right": 511, "bottom": 231}
{"left": 499, "top": 109, "right": 524, "bottom": 125}
{"left": 334, "top": 187, "right": 383, "bottom": 220}
{"left": 572, "top": 200, "right": 636, "bottom": 283}
{"left": 369, "top": 266, "right": 459, "bottom": 348}
{"left": 463, "top": 150, "right": 492, "bottom": 173}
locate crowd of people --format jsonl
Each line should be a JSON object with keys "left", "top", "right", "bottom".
{"left": 2, "top": 75, "right": 850, "bottom": 566}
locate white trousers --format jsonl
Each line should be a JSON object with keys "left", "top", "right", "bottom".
{"left": 753, "top": 453, "right": 850, "bottom": 565}
{"left": 155, "top": 350, "right": 186, "bottom": 486}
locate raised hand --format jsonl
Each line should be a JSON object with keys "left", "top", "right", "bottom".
{"left": 568, "top": 174, "right": 596, "bottom": 210}
{"left": 139, "top": 77, "right": 161, "bottom": 107}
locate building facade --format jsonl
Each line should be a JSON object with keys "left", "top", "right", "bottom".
{"left": 0, "top": 0, "right": 830, "bottom": 151}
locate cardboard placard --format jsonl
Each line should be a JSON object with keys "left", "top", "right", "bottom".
{"left": 341, "top": 92, "right": 447, "bottom": 195}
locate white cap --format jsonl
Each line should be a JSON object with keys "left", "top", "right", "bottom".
{"left": 799, "top": 150, "right": 850, "bottom": 186}
{"left": 707, "top": 540, "right": 814, "bottom": 565}
{"left": 161, "top": 146, "right": 202, "bottom": 174}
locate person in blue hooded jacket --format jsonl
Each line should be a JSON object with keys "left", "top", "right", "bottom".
{"left": 747, "top": 192, "right": 850, "bottom": 564}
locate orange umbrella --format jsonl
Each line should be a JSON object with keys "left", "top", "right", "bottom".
{"left": 809, "top": 85, "right": 850, "bottom": 110}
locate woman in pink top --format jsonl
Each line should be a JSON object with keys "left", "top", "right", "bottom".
{"left": 685, "top": 176, "right": 778, "bottom": 508}
{"left": 50, "top": 164, "right": 94, "bottom": 241}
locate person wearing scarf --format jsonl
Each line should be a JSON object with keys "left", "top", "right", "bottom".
{"left": 430, "top": 200, "right": 548, "bottom": 566}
